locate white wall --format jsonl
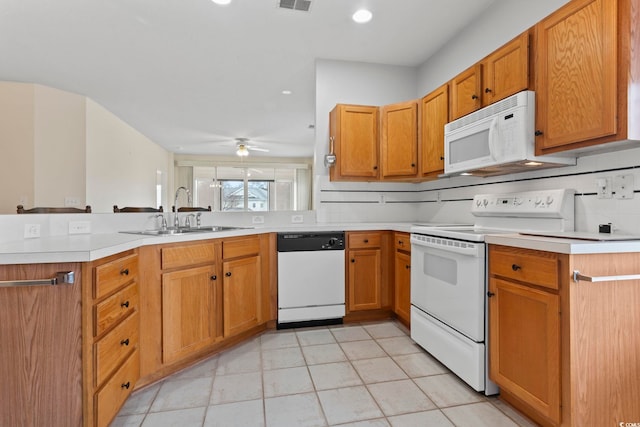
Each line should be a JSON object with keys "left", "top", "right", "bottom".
{"left": 86, "top": 99, "right": 172, "bottom": 213}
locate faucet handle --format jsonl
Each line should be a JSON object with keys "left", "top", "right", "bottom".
{"left": 185, "top": 214, "right": 196, "bottom": 228}
{"left": 195, "top": 212, "right": 202, "bottom": 227}
{"left": 155, "top": 214, "right": 168, "bottom": 230}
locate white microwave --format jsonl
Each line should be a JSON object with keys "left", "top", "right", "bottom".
{"left": 443, "top": 91, "right": 575, "bottom": 176}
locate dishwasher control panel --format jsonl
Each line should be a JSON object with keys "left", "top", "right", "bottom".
{"left": 277, "top": 232, "right": 345, "bottom": 252}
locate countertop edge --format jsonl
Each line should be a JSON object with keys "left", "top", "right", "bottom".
{"left": 485, "top": 234, "right": 640, "bottom": 254}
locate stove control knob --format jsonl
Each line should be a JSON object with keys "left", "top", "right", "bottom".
{"left": 482, "top": 198, "right": 489, "bottom": 207}
{"left": 476, "top": 200, "right": 482, "bottom": 207}
{"left": 327, "top": 237, "right": 338, "bottom": 247}
{"left": 534, "top": 197, "right": 542, "bottom": 205}
{"left": 546, "top": 196, "right": 554, "bottom": 205}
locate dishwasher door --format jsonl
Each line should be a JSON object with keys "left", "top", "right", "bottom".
{"left": 277, "top": 232, "right": 345, "bottom": 326}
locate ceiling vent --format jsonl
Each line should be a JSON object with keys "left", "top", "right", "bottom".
{"left": 279, "top": 0, "right": 312, "bottom": 12}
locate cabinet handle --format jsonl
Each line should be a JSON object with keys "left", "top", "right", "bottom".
{"left": 487, "top": 291, "right": 495, "bottom": 297}
{"left": 535, "top": 130, "right": 544, "bottom": 136}
{"left": 120, "top": 268, "right": 129, "bottom": 276}
{"left": 485, "top": 87, "right": 492, "bottom": 93}
{"left": 572, "top": 271, "right": 640, "bottom": 283}
{"left": 225, "top": 272, "right": 232, "bottom": 277}
{"left": 121, "top": 301, "right": 130, "bottom": 308}
{"left": 210, "top": 275, "right": 217, "bottom": 281}
{"left": 0, "top": 271, "right": 75, "bottom": 287}
{"left": 511, "top": 264, "right": 521, "bottom": 271}
{"left": 471, "top": 94, "right": 479, "bottom": 100}
{"left": 121, "top": 382, "right": 131, "bottom": 390}
{"left": 120, "top": 338, "right": 130, "bottom": 346}
{"left": 351, "top": 259, "right": 355, "bottom": 263}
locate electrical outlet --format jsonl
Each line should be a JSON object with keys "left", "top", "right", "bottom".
{"left": 596, "top": 177, "right": 612, "bottom": 199}
{"left": 24, "top": 224, "right": 40, "bottom": 239}
{"left": 252, "top": 215, "right": 265, "bottom": 224}
{"left": 291, "top": 214, "right": 304, "bottom": 223}
{"left": 614, "top": 174, "right": 634, "bottom": 199}
{"left": 69, "top": 220, "right": 91, "bottom": 234}
{"left": 64, "top": 196, "right": 81, "bottom": 207}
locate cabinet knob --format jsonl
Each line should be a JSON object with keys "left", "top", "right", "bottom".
{"left": 535, "top": 130, "right": 544, "bottom": 136}
{"left": 225, "top": 272, "right": 232, "bottom": 277}
{"left": 411, "top": 163, "right": 416, "bottom": 167}
{"left": 364, "top": 239, "right": 369, "bottom": 243}
{"left": 210, "top": 275, "right": 217, "bottom": 281}
{"left": 405, "top": 264, "right": 411, "bottom": 269}
{"left": 351, "top": 259, "right": 355, "bottom": 263}
{"left": 121, "top": 382, "right": 131, "bottom": 390}
{"left": 120, "top": 268, "right": 129, "bottom": 276}
{"left": 398, "top": 240, "right": 403, "bottom": 245}
{"left": 471, "top": 94, "right": 479, "bottom": 100}
{"left": 440, "top": 156, "right": 444, "bottom": 161}
{"left": 485, "top": 87, "right": 492, "bottom": 93}
{"left": 120, "top": 301, "right": 130, "bottom": 309}
{"left": 487, "top": 291, "right": 495, "bottom": 298}
{"left": 120, "top": 338, "right": 130, "bottom": 346}
{"left": 511, "top": 264, "right": 521, "bottom": 271}
{"left": 373, "top": 165, "right": 378, "bottom": 170}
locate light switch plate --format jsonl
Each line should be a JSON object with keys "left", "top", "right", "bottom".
{"left": 69, "top": 221, "right": 91, "bottom": 234}
{"left": 24, "top": 224, "right": 40, "bottom": 239}
{"left": 291, "top": 214, "right": 304, "bottom": 223}
{"left": 614, "top": 174, "right": 634, "bottom": 199}
{"left": 252, "top": 215, "right": 265, "bottom": 224}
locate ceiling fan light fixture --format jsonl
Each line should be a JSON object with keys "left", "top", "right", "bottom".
{"left": 211, "top": 0, "right": 232, "bottom": 5}
{"left": 352, "top": 9, "right": 372, "bottom": 24}
{"left": 236, "top": 144, "right": 250, "bottom": 157}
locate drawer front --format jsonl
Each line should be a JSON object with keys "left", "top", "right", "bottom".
{"left": 395, "top": 232, "right": 410, "bottom": 251}
{"left": 94, "top": 254, "right": 138, "bottom": 299}
{"left": 348, "top": 232, "right": 381, "bottom": 249}
{"left": 489, "top": 246, "right": 559, "bottom": 290}
{"left": 161, "top": 242, "right": 216, "bottom": 270}
{"left": 95, "top": 349, "right": 139, "bottom": 427}
{"left": 223, "top": 236, "right": 260, "bottom": 259}
{"left": 95, "top": 311, "right": 139, "bottom": 387}
{"left": 94, "top": 282, "right": 139, "bottom": 337}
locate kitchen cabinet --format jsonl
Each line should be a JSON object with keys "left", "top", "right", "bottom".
{"left": 83, "top": 250, "right": 140, "bottom": 427}
{"left": 381, "top": 100, "right": 418, "bottom": 179}
{"left": 450, "top": 32, "right": 530, "bottom": 120}
{"left": 489, "top": 244, "right": 640, "bottom": 426}
{"left": 393, "top": 232, "right": 411, "bottom": 327}
{"left": 137, "top": 234, "right": 274, "bottom": 387}
{"left": 329, "top": 104, "right": 379, "bottom": 181}
{"left": 534, "top": 0, "right": 640, "bottom": 154}
{"left": 346, "top": 231, "right": 393, "bottom": 319}
{"left": 419, "top": 83, "right": 448, "bottom": 177}
{"left": 0, "top": 262, "right": 83, "bottom": 427}
{"left": 222, "top": 237, "right": 263, "bottom": 337}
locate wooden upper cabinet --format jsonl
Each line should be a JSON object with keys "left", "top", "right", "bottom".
{"left": 419, "top": 83, "right": 449, "bottom": 177}
{"left": 535, "top": 0, "right": 640, "bottom": 154}
{"left": 483, "top": 32, "right": 530, "bottom": 105}
{"left": 381, "top": 100, "right": 418, "bottom": 178}
{"left": 450, "top": 64, "right": 482, "bottom": 120}
{"left": 329, "top": 104, "right": 379, "bottom": 181}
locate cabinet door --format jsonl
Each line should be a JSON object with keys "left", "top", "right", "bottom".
{"left": 348, "top": 249, "right": 381, "bottom": 311}
{"left": 535, "top": 0, "right": 617, "bottom": 151}
{"left": 419, "top": 84, "right": 448, "bottom": 177}
{"left": 223, "top": 255, "right": 262, "bottom": 337}
{"left": 489, "top": 278, "right": 561, "bottom": 424}
{"left": 394, "top": 250, "right": 411, "bottom": 325}
{"left": 330, "top": 104, "right": 379, "bottom": 180}
{"left": 483, "top": 32, "right": 529, "bottom": 105}
{"left": 162, "top": 265, "right": 220, "bottom": 364}
{"left": 381, "top": 101, "right": 418, "bottom": 178}
{"left": 450, "top": 64, "right": 482, "bottom": 120}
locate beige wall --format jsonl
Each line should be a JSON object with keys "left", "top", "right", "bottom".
{"left": 0, "top": 82, "right": 35, "bottom": 214}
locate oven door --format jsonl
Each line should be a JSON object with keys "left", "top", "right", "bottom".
{"left": 410, "top": 233, "right": 485, "bottom": 342}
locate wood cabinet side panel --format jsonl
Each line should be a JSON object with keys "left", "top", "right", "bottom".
{"left": 138, "top": 245, "right": 164, "bottom": 378}
{"left": 0, "top": 262, "right": 83, "bottom": 427}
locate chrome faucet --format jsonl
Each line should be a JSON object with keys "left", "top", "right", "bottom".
{"left": 155, "top": 214, "right": 168, "bottom": 230}
{"left": 173, "top": 186, "right": 192, "bottom": 228}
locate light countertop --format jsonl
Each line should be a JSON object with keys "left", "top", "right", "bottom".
{"left": 0, "top": 222, "right": 414, "bottom": 264}
{"left": 485, "top": 232, "right": 640, "bottom": 254}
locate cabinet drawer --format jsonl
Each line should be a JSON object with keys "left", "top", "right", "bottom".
{"left": 95, "top": 349, "right": 139, "bottom": 427}
{"left": 489, "top": 246, "right": 559, "bottom": 290}
{"left": 94, "top": 282, "right": 138, "bottom": 337}
{"left": 223, "top": 236, "right": 260, "bottom": 259}
{"left": 395, "top": 233, "right": 410, "bottom": 251}
{"left": 161, "top": 242, "right": 216, "bottom": 270}
{"left": 348, "top": 233, "right": 381, "bottom": 249}
{"left": 95, "top": 311, "right": 139, "bottom": 387}
{"left": 94, "top": 254, "right": 138, "bottom": 299}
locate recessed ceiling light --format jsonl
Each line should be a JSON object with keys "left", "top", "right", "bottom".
{"left": 352, "top": 9, "right": 372, "bottom": 24}
{"left": 211, "top": 0, "right": 232, "bottom": 5}
{"left": 281, "top": 90, "right": 292, "bottom": 95}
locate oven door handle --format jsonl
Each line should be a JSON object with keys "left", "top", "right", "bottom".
{"left": 411, "top": 236, "right": 482, "bottom": 257}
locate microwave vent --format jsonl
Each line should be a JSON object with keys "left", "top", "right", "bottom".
{"left": 279, "top": 0, "right": 312, "bottom": 11}
{"left": 447, "top": 91, "right": 527, "bottom": 132}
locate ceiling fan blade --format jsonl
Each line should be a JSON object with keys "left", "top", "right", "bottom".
{"left": 248, "top": 146, "right": 270, "bottom": 152}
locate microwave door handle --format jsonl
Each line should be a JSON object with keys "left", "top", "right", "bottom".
{"left": 487, "top": 117, "right": 499, "bottom": 161}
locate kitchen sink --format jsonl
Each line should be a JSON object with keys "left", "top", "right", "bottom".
{"left": 120, "top": 226, "right": 245, "bottom": 236}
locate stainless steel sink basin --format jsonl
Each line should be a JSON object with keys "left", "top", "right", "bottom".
{"left": 120, "top": 226, "right": 245, "bottom": 236}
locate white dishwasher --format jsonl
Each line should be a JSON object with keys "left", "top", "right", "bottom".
{"left": 277, "top": 231, "right": 345, "bottom": 328}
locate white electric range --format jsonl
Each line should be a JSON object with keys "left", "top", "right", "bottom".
{"left": 410, "top": 189, "right": 575, "bottom": 395}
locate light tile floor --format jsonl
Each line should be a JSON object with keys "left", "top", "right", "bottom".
{"left": 113, "top": 320, "right": 537, "bottom": 427}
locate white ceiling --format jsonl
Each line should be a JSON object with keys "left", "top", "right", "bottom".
{"left": 0, "top": 0, "right": 496, "bottom": 158}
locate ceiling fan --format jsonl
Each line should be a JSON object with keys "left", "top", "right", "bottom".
{"left": 234, "top": 138, "right": 269, "bottom": 157}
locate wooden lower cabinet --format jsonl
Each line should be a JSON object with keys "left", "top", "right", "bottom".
{"left": 393, "top": 232, "right": 411, "bottom": 327}
{"left": 489, "top": 244, "right": 640, "bottom": 426}
{"left": 223, "top": 255, "right": 262, "bottom": 336}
